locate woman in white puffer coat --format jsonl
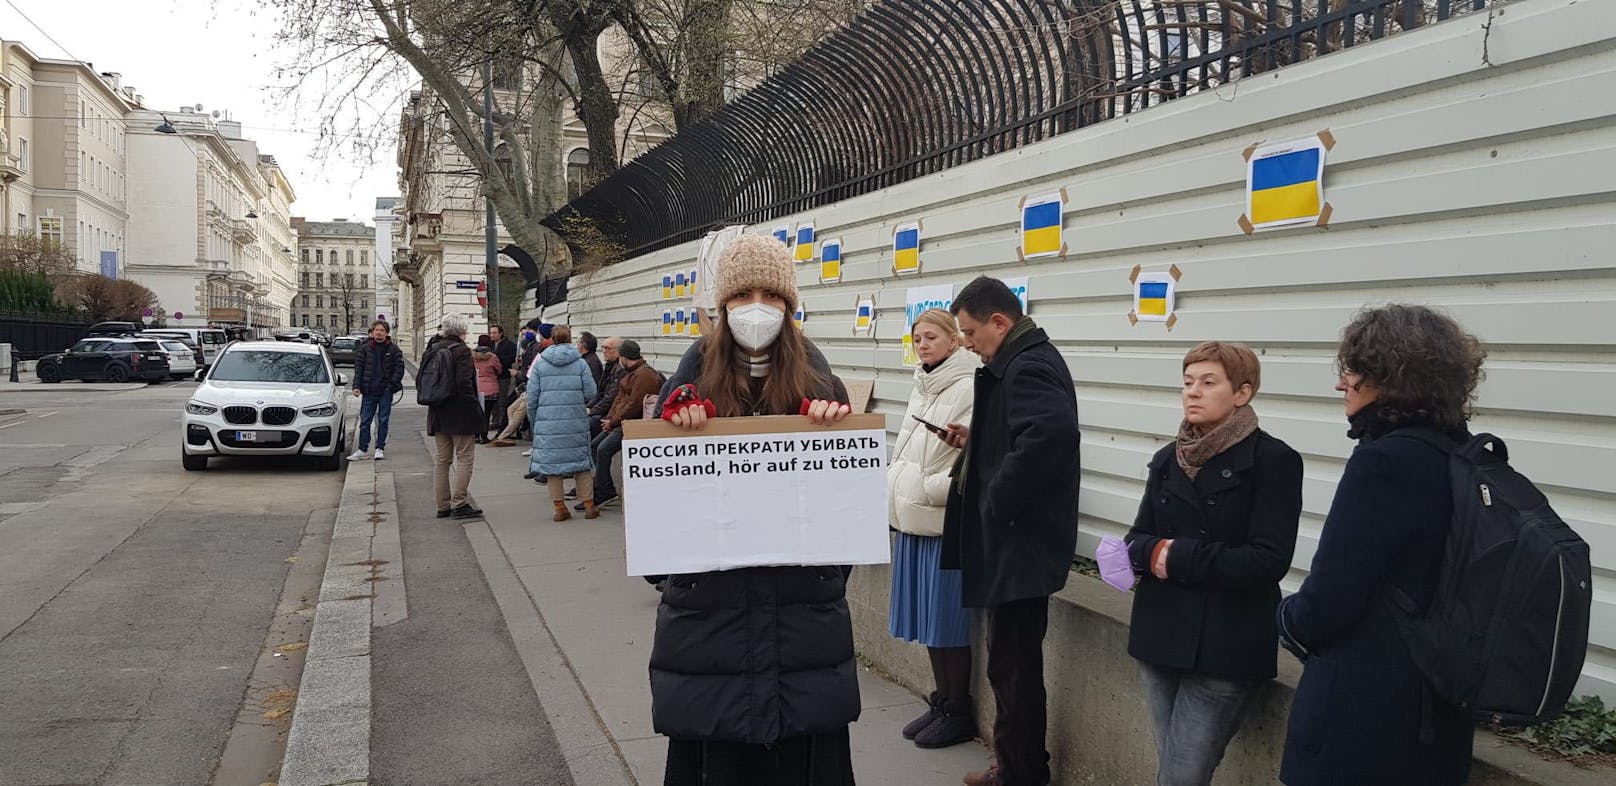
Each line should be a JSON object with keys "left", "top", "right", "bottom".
{"left": 888, "top": 308, "right": 980, "bottom": 750}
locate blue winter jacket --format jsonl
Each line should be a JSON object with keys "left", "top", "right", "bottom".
{"left": 527, "top": 344, "right": 597, "bottom": 476}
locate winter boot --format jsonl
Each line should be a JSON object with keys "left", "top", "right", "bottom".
{"left": 902, "top": 692, "right": 943, "bottom": 740}
{"left": 914, "top": 695, "right": 977, "bottom": 749}
{"left": 553, "top": 501, "right": 572, "bottom": 522}
{"left": 583, "top": 500, "right": 599, "bottom": 519}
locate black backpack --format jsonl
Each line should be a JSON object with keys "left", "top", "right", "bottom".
{"left": 1386, "top": 429, "right": 1591, "bottom": 725}
{"left": 415, "top": 344, "right": 456, "bottom": 406}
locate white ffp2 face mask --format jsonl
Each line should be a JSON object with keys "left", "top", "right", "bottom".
{"left": 727, "top": 302, "right": 786, "bottom": 352}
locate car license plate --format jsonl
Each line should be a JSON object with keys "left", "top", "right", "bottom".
{"left": 147, "top": 354, "right": 165, "bottom": 361}
{"left": 236, "top": 431, "right": 259, "bottom": 442}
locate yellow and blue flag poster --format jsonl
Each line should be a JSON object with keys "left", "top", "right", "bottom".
{"left": 794, "top": 223, "right": 816, "bottom": 263}
{"left": 661, "top": 310, "right": 673, "bottom": 336}
{"left": 793, "top": 304, "right": 805, "bottom": 329}
{"left": 1021, "top": 194, "right": 1063, "bottom": 258}
{"left": 689, "top": 308, "right": 703, "bottom": 337}
{"left": 662, "top": 274, "right": 673, "bottom": 299}
{"left": 675, "top": 308, "right": 687, "bottom": 335}
{"left": 772, "top": 226, "right": 791, "bottom": 246}
{"left": 853, "top": 295, "right": 876, "bottom": 335}
{"left": 1245, "top": 137, "right": 1327, "bottom": 229}
{"left": 1133, "top": 273, "right": 1175, "bottom": 322}
{"left": 819, "top": 238, "right": 842, "bottom": 284}
{"left": 893, "top": 223, "right": 921, "bottom": 274}
{"left": 674, "top": 272, "right": 687, "bottom": 298}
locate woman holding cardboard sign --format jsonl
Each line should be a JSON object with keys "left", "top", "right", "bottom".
{"left": 653, "top": 234, "right": 858, "bottom": 786}
{"left": 887, "top": 308, "right": 981, "bottom": 749}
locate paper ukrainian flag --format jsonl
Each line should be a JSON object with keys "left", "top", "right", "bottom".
{"left": 675, "top": 272, "right": 687, "bottom": 298}
{"left": 793, "top": 305, "right": 805, "bottom": 329}
{"left": 794, "top": 224, "right": 815, "bottom": 263}
{"left": 893, "top": 225, "right": 920, "bottom": 274}
{"left": 1021, "top": 198, "right": 1062, "bottom": 257}
{"left": 662, "top": 275, "right": 673, "bottom": 299}
{"left": 855, "top": 301, "right": 873, "bottom": 331}
{"left": 773, "top": 226, "right": 790, "bottom": 246}
{"left": 675, "top": 308, "right": 687, "bottom": 335}
{"left": 1249, "top": 147, "right": 1322, "bottom": 225}
{"left": 661, "top": 310, "right": 673, "bottom": 336}
{"left": 820, "top": 239, "right": 841, "bottom": 283}
{"left": 1138, "top": 281, "right": 1170, "bottom": 316}
{"left": 689, "top": 308, "right": 702, "bottom": 337}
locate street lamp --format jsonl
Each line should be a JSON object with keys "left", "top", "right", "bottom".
{"left": 245, "top": 211, "right": 258, "bottom": 219}
{"left": 154, "top": 113, "right": 178, "bottom": 134}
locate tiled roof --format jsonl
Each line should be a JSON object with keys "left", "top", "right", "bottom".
{"left": 297, "top": 220, "right": 372, "bottom": 237}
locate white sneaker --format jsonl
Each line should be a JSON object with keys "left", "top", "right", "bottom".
{"left": 346, "top": 449, "right": 369, "bottom": 461}
{"left": 374, "top": 449, "right": 385, "bottom": 460}
{"left": 521, "top": 449, "right": 532, "bottom": 457}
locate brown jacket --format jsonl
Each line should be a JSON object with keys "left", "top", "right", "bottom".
{"left": 607, "top": 361, "right": 663, "bottom": 425}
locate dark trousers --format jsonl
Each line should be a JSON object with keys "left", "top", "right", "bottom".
{"left": 987, "top": 596, "right": 1051, "bottom": 786}
{"left": 493, "top": 377, "right": 513, "bottom": 430}
{"left": 591, "top": 427, "right": 624, "bottom": 500}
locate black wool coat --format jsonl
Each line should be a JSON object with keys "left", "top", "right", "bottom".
{"left": 1125, "top": 429, "right": 1303, "bottom": 680}
{"left": 648, "top": 338, "right": 859, "bottom": 745}
{"left": 1276, "top": 421, "right": 1474, "bottom": 786}
{"left": 493, "top": 337, "right": 518, "bottom": 381}
{"left": 941, "top": 326, "right": 1081, "bottom": 608}
{"left": 424, "top": 338, "right": 485, "bottom": 436}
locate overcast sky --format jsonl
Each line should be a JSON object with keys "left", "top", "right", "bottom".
{"left": 0, "top": 0, "right": 399, "bottom": 223}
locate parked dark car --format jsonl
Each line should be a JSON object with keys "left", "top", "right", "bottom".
{"left": 86, "top": 321, "right": 144, "bottom": 337}
{"left": 328, "top": 336, "right": 359, "bottom": 366}
{"left": 36, "top": 338, "right": 171, "bottom": 384}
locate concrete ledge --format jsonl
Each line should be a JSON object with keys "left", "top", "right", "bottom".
{"left": 279, "top": 655, "right": 371, "bottom": 786}
{"left": 848, "top": 562, "right": 1602, "bottom": 786}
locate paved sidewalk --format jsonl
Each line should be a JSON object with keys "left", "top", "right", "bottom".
{"left": 462, "top": 445, "right": 992, "bottom": 785}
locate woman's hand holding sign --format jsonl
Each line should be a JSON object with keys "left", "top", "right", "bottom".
{"left": 662, "top": 383, "right": 717, "bottom": 431}
{"left": 802, "top": 398, "right": 852, "bottom": 426}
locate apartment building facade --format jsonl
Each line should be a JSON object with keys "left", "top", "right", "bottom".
{"left": 292, "top": 218, "right": 376, "bottom": 336}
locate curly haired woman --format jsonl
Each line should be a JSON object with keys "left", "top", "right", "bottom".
{"left": 1277, "top": 304, "right": 1486, "bottom": 786}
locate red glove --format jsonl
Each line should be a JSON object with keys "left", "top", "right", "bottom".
{"left": 662, "top": 383, "right": 717, "bottom": 422}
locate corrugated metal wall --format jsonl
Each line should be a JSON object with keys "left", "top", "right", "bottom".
{"left": 561, "top": 0, "right": 1616, "bottom": 699}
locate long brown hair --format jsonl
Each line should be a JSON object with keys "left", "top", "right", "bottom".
{"left": 698, "top": 308, "right": 827, "bottom": 416}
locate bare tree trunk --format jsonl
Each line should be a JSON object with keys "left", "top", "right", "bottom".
{"left": 678, "top": 0, "right": 734, "bottom": 128}
{"left": 560, "top": 22, "right": 622, "bottom": 178}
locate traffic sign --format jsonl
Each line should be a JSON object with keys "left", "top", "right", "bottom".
{"left": 454, "top": 280, "right": 481, "bottom": 289}
{"left": 476, "top": 280, "right": 488, "bottom": 308}
{"left": 143, "top": 307, "right": 153, "bottom": 317}
{"left": 174, "top": 311, "right": 184, "bottom": 320}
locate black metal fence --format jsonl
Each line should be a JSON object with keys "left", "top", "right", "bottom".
{"left": 0, "top": 312, "right": 92, "bottom": 359}
{"left": 544, "top": 0, "right": 1493, "bottom": 258}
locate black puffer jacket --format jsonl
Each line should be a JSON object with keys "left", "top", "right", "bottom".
{"left": 648, "top": 338, "right": 858, "bottom": 744}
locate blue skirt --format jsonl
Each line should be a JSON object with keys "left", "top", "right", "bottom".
{"left": 888, "top": 531, "right": 970, "bottom": 648}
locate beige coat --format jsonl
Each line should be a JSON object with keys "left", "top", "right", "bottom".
{"left": 887, "top": 347, "right": 977, "bottom": 536}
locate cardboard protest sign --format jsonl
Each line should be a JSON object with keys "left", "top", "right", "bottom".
{"left": 621, "top": 414, "right": 890, "bottom": 576}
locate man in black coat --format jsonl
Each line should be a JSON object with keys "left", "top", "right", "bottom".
{"left": 425, "top": 315, "right": 485, "bottom": 519}
{"left": 942, "top": 276, "right": 1080, "bottom": 786}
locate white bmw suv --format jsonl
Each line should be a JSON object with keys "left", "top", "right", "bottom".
{"left": 181, "top": 341, "right": 349, "bottom": 471}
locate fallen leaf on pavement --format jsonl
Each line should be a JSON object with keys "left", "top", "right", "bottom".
{"left": 274, "top": 642, "right": 308, "bottom": 653}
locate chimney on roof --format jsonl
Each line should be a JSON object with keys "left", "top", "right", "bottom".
{"left": 100, "top": 72, "right": 122, "bottom": 91}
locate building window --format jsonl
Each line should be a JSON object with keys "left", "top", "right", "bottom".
{"left": 361, "top": 299, "right": 368, "bottom": 311}
{"left": 315, "top": 249, "right": 323, "bottom": 264}
{"left": 301, "top": 271, "right": 309, "bottom": 288}
{"left": 80, "top": 100, "right": 86, "bottom": 127}
{"left": 38, "top": 216, "right": 63, "bottom": 247}
{"left": 301, "top": 248, "right": 309, "bottom": 264}
{"left": 315, "top": 314, "right": 323, "bottom": 328}
{"left": 315, "top": 272, "right": 323, "bottom": 288}
{"left": 15, "top": 213, "right": 25, "bottom": 232}
{"left": 566, "top": 148, "right": 591, "bottom": 199}
{"left": 316, "top": 294, "right": 324, "bottom": 308}
{"left": 346, "top": 249, "right": 355, "bottom": 265}
{"left": 300, "top": 314, "right": 309, "bottom": 327}
{"left": 330, "top": 314, "right": 339, "bottom": 329}
{"left": 360, "top": 249, "right": 368, "bottom": 266}
{"left": 18, "top": 138, "right": 28, "bottom": 173}
{"left": 17, "top": 86, "right": 28, "bottom": 116}
{"left": 301, "top": 295, "right": 310, "bottom": 308}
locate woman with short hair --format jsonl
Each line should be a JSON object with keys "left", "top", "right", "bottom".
{"left": 1278, "top": 305, "right": 1486, "bottom": 786}
{"left": 1126, "top": 341, "right": 1302, "bottom": 786}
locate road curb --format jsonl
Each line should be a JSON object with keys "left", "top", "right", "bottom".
{"left": 279, "top": 455, "right": 400, "bottom": 786}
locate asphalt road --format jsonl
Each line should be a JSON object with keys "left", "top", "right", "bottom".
{"left": 0, "top": 381, "right": 343, "bottom": 785}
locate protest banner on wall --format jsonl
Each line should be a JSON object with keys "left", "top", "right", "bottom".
{"left": 621, "top": 414, "right": 890, "bottom": 575}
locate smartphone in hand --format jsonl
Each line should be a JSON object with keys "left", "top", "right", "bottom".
{"left": 911, "top": 414, "right": 949, "bottom": 437}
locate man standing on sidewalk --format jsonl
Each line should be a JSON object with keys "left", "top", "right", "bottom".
{"left": 582, "top": 340, "right": 662, "bottom": 510}
{"left": 426, "top": 314, "right": 485, "bottom": 519}
{"left": 490, "top": 325, "right": 518, "bottom": 434}
{"left": 349, "top": 320, "right": 404, "bottom": 461}
{"left": 941, "top": 277, "right": 1080, "bottom": 786}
